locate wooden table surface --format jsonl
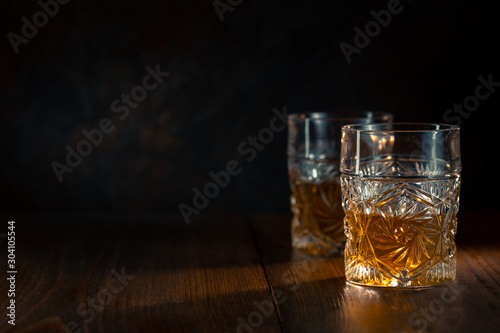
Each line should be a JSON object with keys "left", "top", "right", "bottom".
{"left": 1, "top": 211, "right": 499, "bottom": 333}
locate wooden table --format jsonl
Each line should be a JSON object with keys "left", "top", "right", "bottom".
{"left": 1, "top": 211, "right": 499, "bottom": 333}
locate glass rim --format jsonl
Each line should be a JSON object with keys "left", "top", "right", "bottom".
{"left": 287, "top": 111, "right": 392, "bottom": 122}
{"left": 342, "top": 122, "right": 460, "bottom": 133}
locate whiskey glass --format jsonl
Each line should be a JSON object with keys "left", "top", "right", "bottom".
{"left": 340, "top": 123, "right": 461, "bottom": 287}
{"left": 287, "top": 112, "right": 393, "bottom": 256}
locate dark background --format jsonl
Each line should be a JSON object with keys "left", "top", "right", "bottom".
{"left": 1, "top": 0, "right": 498, "bottom": 220}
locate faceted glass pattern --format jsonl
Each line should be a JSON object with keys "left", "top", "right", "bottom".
{"left": 342, "top": 175, "right": 460, "bottom": 287}
{"left": 289, "top": 159, "right": 345, "bottom": 256}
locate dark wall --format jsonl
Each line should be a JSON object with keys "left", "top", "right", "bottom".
{"left": 1, "top": 0, "right": 498, "bottom": 218}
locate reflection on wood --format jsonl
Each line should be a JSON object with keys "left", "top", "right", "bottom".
{"left": 0, "top": 212, "right": 498, "bottom": 332}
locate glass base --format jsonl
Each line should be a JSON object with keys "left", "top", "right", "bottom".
{"left": 291, "top": 222, "right": 345, "bottom": 256}
{"left": 345, "top": 259, "right": 456, "bottom": 288}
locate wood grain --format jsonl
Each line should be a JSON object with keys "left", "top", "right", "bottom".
{"left": 0, "top": 211, "right": 499, "bottom": 333}
{"left": 0, "top": 216, "right": 281, "bottom": 333}
{"left": 250, "top": 213, "right": 500, "bottom": 333}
